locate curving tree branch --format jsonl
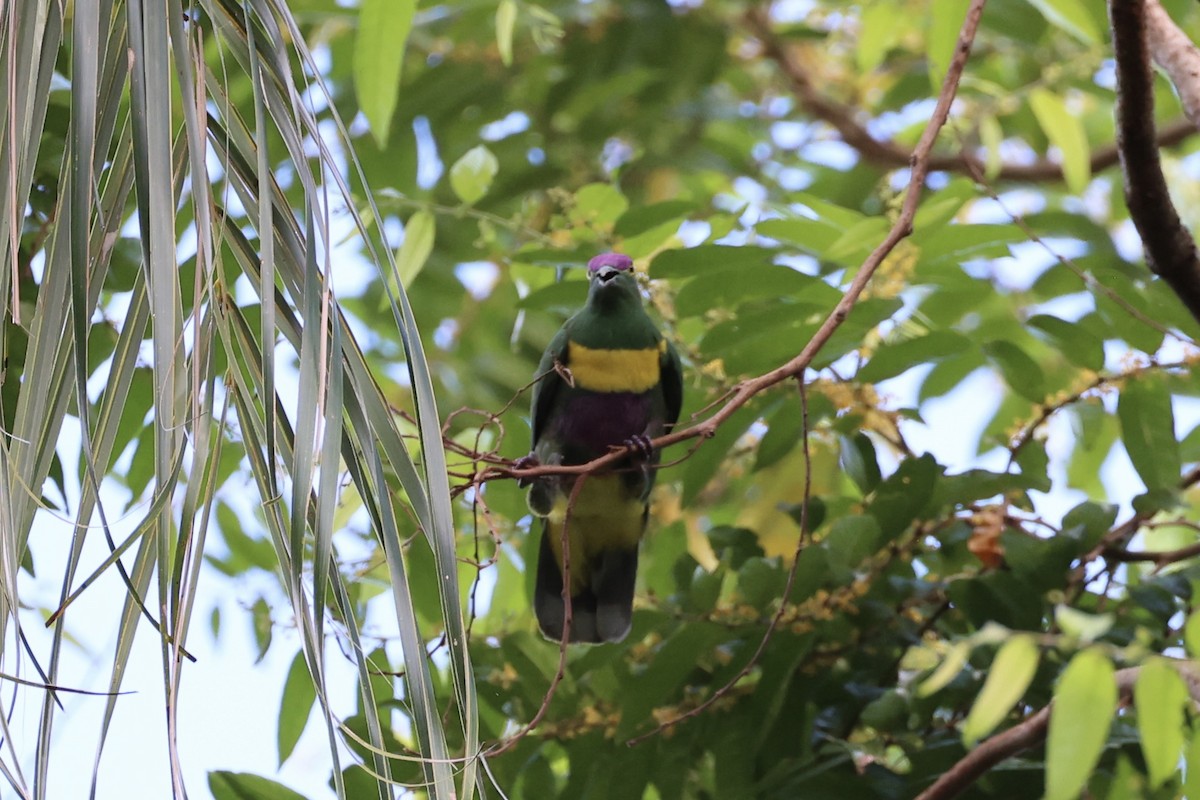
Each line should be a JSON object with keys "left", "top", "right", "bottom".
{"left": 1146, "top": 0, "right": 1200, "bottom": 126}
{"left": 744, "top": 8, "right": 1195, "bottom": 183}
{"left": 1111, "top": 0, "right": 1200, "bottom": 325}
{"left": 916, "top": 663, "right": 1200, "bottom": 800}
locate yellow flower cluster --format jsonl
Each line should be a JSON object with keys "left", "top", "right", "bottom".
{"left": 864, "top": 240, "right": 919, "bottom": 301}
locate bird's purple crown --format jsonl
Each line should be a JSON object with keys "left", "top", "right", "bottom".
{"left": 587, "top": 253, "right": 634, "bottom": 273}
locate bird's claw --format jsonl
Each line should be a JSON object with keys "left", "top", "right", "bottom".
{"left": 622, "top": 434, "right": 654, "bottom": 460}
{"left": 513, "top": 453, "right": 540, "bottom": 487}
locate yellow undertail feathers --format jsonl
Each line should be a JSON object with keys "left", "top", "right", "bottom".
{"left": 546, "top": 474, "right": 645, "bottom": 589}
{"left": 567, "top": 340, "right": 663, "bottom": 393}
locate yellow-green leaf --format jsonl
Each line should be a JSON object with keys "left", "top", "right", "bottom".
{"left": 496, "top": 0, "right": 517, "bottom": 67}
{"left": 1186, "top": 720, "right": 1200, "bottom": 800}
{"left": 962, "top": 634, "right": 1039, "bottom": 746}
{"left": 1187, "top": 611, "right": 1200, "bottom": 657}
{"left": 918, "top": 641, "right": 971, "bottom": 697}
{"left": 926, "top": 0, "right": 969, "bottom": 92}
{"left": 450, "top": 145, "right": 499, "bottom": 205}
{"left": 857, "top": 3, "right": 901, "bottom": 74}
{"left": 1054, "top": 604, "right": 1114, "bottom": 643}
{"left": 1029, "top": 88, "right": 1090, "bottom": 194}
{"left": 1135, "top": 659, "right": 1188, "bottom": 788}
{"left": 1026, "top": 0, "right": 1101, "bottom": 44}
{"left": 1046, "top": 648, "right": 1116, "bottom": 800}
{"left": 354, "top": 0, "right": 416, "bottom": 147}
{"left": 980, "top": 114, "right": 1004, "bottom": 180}
{"left": 396, "top": 210, "right": 436, "bottom": 288}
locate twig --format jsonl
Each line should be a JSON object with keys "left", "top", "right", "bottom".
{"left": 950, "top": 145, "right": 1194, "bottom": 350}
{"left": 1111, "top": 0, "right": 1200, "bottom": 326}
{"left": 1103, "top": 540, "right": 1200, "bottom": 570}
{"left": 1064, "top": 464, "right": 1200, "bottom": 602}
{"left": 484, "top": 474, "right": 586, "bottom": 757}
{"left": 745, "top": 8, "right": 1195, "bottom": 183}
{"left": 1007, "top": 359, "right": 1194, "bottom": 466}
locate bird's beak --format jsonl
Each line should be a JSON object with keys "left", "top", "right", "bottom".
{"left": 595, "top": 266, "right": 619, "bottom": 283}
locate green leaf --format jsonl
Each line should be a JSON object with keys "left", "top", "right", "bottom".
{"left": 1118, "top": 376, "right": 1180, "bottom": 492}
{"left": 1027, "top": 314, "right": 1105, "bottom": 371}
{"left": 912, "top": 223, "right": 1025, "bottom": 268}
{"left": 859, "top": 331, "right": 973, "bottom": 383}
{"left": 251, "top": 597, "right": 272, "bottom": 664}
{"left": 496, "top": 0, "right": 517, "bottom": 67}
{"left": 856, "top": 3, "right": 901, "bottom": 73}
{"left": 927, "top": 0, "right": 970, "bottom": 91}
{"left": 1186, "top": 720, "right": 1200, "bottom": 800}
{"left": 1135, "top": 658, "right": 1188, "bottom": 788}
{"left": 755, "top": 217, "right": 844, "bottom": 257}
{"left": 962, "top": 634, "right": 1039, "bottom": 745}
{"left": 649, "top": 245, "right": 776, "bottom": 278}
{"left": 932, "top": 468, "right": 1046, "bottom": 508}
{"left": 571, "top": 183, "right": 628, "bottom": 229}
{"left": 1046, "top": 648, "right": 1116, "bottom": 800}
{"left": 983, "top": 340, "right": 1046, "bottom": 403}
{"left": 614, "top": 200, "right": 696, "bottom": 237}
{"left": 868, "top": 454, "right": 940, "bottom": 539}
{"left": 737, "top": 557, "right": 786, "bottom": 611}
{"left": 674, "top": 265, "right": 822, "bottom": 318}
{"left": 1186, "top": 611, "right": 1200, "bottom": 657}
{"left": 1053, "top": 605, "right": 1113, "bottom": 643}
{"left": 839, "top": 432, "right": 881, "bottom": 494}
{"left": 353, "top": 0, "right": 415, "bottom": 147}
{"left": 277, "top": 651, "right": 316, "bottom": 766}
{"left": 449, "top": 145, "right": 500, "bottom": 205}
{"left": 756, "top": 402, "right": 804, "bottom": 471}
{"left": 1025, "top": 0, "right": 1101, "bottom": 43}
{"left": 1029, "top": 88, "right": 1090, "bottom": 194}
{"left": 917, "top": 641, "right": 971, "bottom": 697}
{"left": 980, "top": 114, "right": 1004, "bottom": 179}
{"left": 396, "top": 210, "right": 435, "bottom": 288}
{"left": 1061, "top": 501, "right": 1118, "bottom": 546}
{"left": 824, "top": 515, "right": 884, "bottom": 572}
{"left": 209, "top": 771, "right": 310, "bottom": 800}
{"left": 617, "top": 623, "right": 727, "bottom": 739}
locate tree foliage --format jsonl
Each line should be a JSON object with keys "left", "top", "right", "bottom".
{"left": 8, "top": 0, "right": 1200, "bottom": 798}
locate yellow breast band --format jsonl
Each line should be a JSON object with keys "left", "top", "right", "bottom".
{"left": 567, "top": 340, "right": 661, "bottom": 393}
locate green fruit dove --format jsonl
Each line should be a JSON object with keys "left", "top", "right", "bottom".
{"left": 518, "top": 253, "right": 683, "bottom": 643}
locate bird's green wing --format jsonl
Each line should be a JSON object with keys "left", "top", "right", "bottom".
{"left": 531, "top": 324, "right": 571, "bottom": 446}
{"left": 661, "top": 338, "right": 684, "bottom": 430}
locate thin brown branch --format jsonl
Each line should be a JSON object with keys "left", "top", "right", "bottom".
{"left": 484, "top": 474, "right": 586, "bottom": 757}
{"left": 1065, "top": 464, "right": 1200, "bottom": 603}
{"left": 916, "top": 664, "right": 1200, "bottom": 800}
{"left": 495, "top": 0, "right": 989, "bottom": 490}
{"left": 952, "top": 144, "right": 1194, "bottom": 349}
{"left": 1103, "top": 539, "right": 1200, "bottom": 570}
{"left": 1007, "top": 359, "right": 1195, "bottom": 466}
{"left": 1112, "top": 0, "right": 1200, "bottom": 325}
{"left": 627, "top": 379, "right": 813, "bottom": 746}
{"left": 745, "top": 8, "right": 1195, "bottom": 182}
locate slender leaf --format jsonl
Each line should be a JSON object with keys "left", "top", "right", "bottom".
{"left": 1046, "top": 648, "right": 1116, "bottom": 800}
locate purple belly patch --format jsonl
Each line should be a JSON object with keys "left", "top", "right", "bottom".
{"left": 559, "top": 392, "right": 652, "bottom": 453}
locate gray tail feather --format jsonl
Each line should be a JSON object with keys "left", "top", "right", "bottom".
{"left": 534, "top": 521, "right": 639, "bottom": 644}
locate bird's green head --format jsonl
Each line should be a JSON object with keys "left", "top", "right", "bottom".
{"left": 585, "top": 253, "right": 640, "bottom": 310}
